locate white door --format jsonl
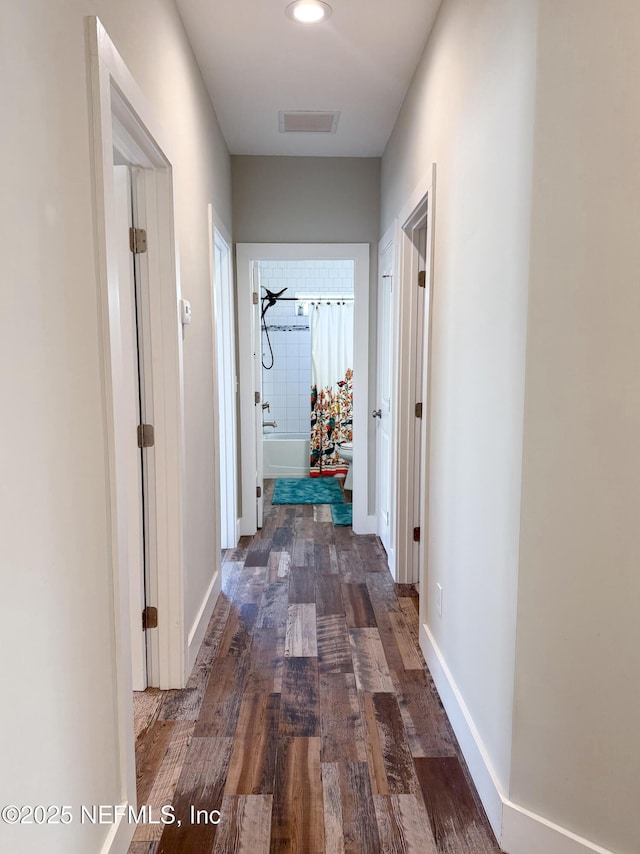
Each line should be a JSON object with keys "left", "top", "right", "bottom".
{"left": 253, "top": 263, "right": 264, "bottom": 528}
{"left": 213, "top": 226, "right": 238, "bottom": 549}
{"left": 376, "top": 237, "right": 395, "bottom": 561}
{"left": 113, "top": 165, "right": 147, "bottom": 690}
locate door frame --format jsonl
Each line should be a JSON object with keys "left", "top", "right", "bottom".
{"left": 209, "top": 209, "right": 239, "bottom": 549}
{"left": 394, "top": 165, "right": 436, "bottom": 587}
{"left": 252, "top": 262, "right": 265, "bottom": 529}
{"left": 87, "top": 15, "right": 187, "bottom": 831}
{"left": 375, "top": 223, "right": 398, "bottom": 574}
{"left": 237, "top": 243, "right": 374, "bottom": 535}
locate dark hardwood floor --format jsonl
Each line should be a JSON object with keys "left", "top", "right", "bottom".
{"left": 129, "top": 481, "right": 502, "bottom": 853}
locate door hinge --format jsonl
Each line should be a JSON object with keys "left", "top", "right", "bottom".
{"left": 253, "top": 292, "right": 259, "bottom": 305}
{"left": 255, "top": 391, "right": 261, "bottom": 404}
{"left": 415, "top": 402, "right": 423, "bottom": 419}
{"left": 256, "top": 485, "right": 262, "bottom": 498}
{"left": 413, "top": 526, "right": 421, "bottom": 542}
{"left": 129, "top": 227, "right": 148, "bottom": 254}
{"left": 142, "top": 606, "right": 158, "bottom": 631}
{"left": 418, "top": 270, "right": 426, "bottom": 288}
{"left": 137, "top": 423, "right": 155, "bottom": 448}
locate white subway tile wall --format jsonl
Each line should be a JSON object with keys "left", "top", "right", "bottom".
{"left": 260, "top": 259, "right": 354, "bottom": 435}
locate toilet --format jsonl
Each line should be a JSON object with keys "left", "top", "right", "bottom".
{"left": 336, "top": 441, "right": 353, "bottom": 490}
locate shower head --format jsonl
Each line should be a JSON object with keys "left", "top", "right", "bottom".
{"left": 261, "top": 287, "right": 289, "bottom": 368}
{"left": 263, "top": 286, "right": 288, "bottom": 308}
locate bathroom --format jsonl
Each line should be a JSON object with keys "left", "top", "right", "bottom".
{"left": 260, "top": 258, "right": 354, "bottom": 490}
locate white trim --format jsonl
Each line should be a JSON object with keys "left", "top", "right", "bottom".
{"left": 237, "top": 252, "right": 258, "bottom": 536}
{"left": 88, "top": 17, "right": 186, "bottom": 691}
{"left": 420, "top": 621, "right": 616, "bottom": 854}
{"left": 187, "top": 569, "right": 222, "bottom": 673}
{"left": 418, "top": 166, "right": 436, "bottom": 614}
{"left": 386, "top": 547, "right": 396, "bottom": 578}
{"left": 100, "top": 803, "right": 133, "bottom": 854}
{"left": 394, "top": 164, "right": 436, "bottom": 585}
{"left": 209, "top": 206, "right": 238, "bottom": 550}
{"left": 376, "top": 222, "right": 398, "bottom": 574}
{"left": 87, "top": 14, "right": 187, "bottom": 823}
{"left": 502, "top": 802, "right": 617, "bottom": 854}
{"left": 420, "top": 620, "right": 505, "bottom": 837}
{"left": 236, "top": 243, "right": 372, "bottom": 535}
{"left": 209, "top": 204, "right": 232, "bottom": 247}
{"left": 398, "top": 164, "right": 439, "bottom": 228}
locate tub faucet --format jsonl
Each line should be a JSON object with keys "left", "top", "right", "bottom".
{"left": 262, "top": 401, "right": 270, "bottom": 411}
{"left": 263, "top": 420, "right": 277, "bottom": 429}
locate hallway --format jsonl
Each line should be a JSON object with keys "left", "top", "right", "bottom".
{"left": 129, "top": 482, "right": 501, "bottom": 853}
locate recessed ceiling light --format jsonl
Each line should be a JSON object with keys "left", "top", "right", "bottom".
{"left": 285, "top": 0, "right": 332, "bottom": 24}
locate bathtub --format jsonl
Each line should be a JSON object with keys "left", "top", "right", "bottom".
{"left": 263, "top": 432, "right": 310, "bottom": 478}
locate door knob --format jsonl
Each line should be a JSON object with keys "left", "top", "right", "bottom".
{"left": 372, "top": 409, "right": 382, "bottom": 418}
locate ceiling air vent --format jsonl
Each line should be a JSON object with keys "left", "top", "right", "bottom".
{"left": 279, "top": 111, "right": 340, "bottom": 134}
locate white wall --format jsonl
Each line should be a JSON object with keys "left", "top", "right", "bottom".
{"left": 384, "top": 2, "right": 640, "bottom": 852}
{"left": 0, "top": 2, "right": 230, "bottom": 851}
{"left": 511, "top": 3, "right": 640, "bottom": 852}
{"left": 381, "top": 0, "right": 538, "bottom": 796}
{"left": 232, "top": 156, "right": 380, "bottom": 511}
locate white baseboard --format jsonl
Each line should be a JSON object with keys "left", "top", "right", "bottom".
{"left": 353, "top": 512, "right": 377, "bottom": 536}
{"left": 501, "top": 801, "right": 616, "bottom": 854}
{"left": 419, "top": 621, "right": 505, "bottom": 837}
{"left": 386, "top": 545, "right": 396, "bottom": 579}
{"left": 419, "top": 622, "right": 617, "bottom": 854}
{"left": 187, "top": 569, "right": 222, "bottom": 675}
{"left": 101, "top": 803, "right": 134, "bottom": 854}
{"left": 239, "top": 515, "right": 256, "bottom": 537}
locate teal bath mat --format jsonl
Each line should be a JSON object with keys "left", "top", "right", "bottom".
{"left": 331, "top": 503, "right": 353, "bottom": 526}
{"left": 272, "top": 477, "right": 344, "bottom": 505}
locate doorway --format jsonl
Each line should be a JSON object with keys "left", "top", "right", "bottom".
{"left": 395, "top": 165, "right": 436, "bottom": 588}
{"left": 259, "top": 258, "right": 354, "bottom": 478}
{"left": 237, "top": 243, "right": 373, "bottom": 536}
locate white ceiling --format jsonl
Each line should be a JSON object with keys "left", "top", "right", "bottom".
{"left": 175, "top": 0, "right": 442, "bottom": 157}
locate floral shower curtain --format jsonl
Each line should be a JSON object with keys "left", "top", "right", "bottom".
{"left": 310, "top": 301, "right": 354, "bottom": 477}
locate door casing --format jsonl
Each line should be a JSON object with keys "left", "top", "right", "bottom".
{"left": 209, "top": 211, "right": 239, "bottom": 550}
{"left": 394, "top": 165, "right": 436, "bottom": 591}
{"left": 87, "top": 17, "right": 188, "bottom": 836}
{"left": 375, "top": 225, "right": 397, "bottom": 570}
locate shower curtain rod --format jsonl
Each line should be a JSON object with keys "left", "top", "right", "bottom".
{"left": 261, "top": 287, "right": 353, "bottom": 306}
{"left": 262, "top": 296, "right": 354, "bottom": 302}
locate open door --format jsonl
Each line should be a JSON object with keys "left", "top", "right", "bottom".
{"left": 113, "top": 164, "right": 148, "bottom": 691}
{"left": 253, "top": 263, "right": 264, "bottom": 529}
{"left": 212, "top": 220, "right": 238, "bottom": 549}
{"left": 376, "top": 233, "right": 395, "bottom": 565}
